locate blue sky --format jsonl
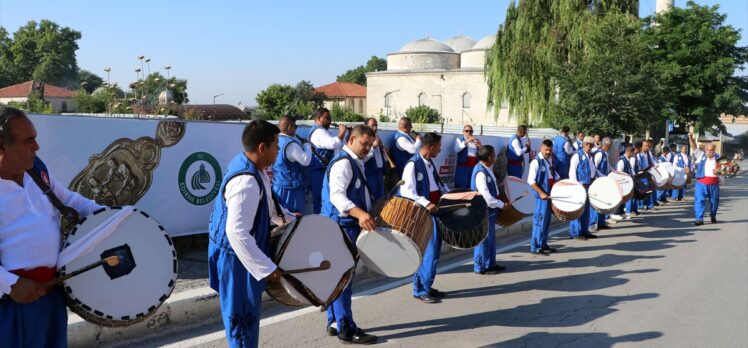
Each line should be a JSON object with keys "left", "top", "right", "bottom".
{"left": 1, "top": 0, "right": 746, "bottom": 106}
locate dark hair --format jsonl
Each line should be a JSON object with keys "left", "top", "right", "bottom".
{"left": 561, "top": 126, "right": 570, "bottom": 133}
{"left": 0, "top": 106, "right": 28, "bottom": 148}
{"left": 349, "top": 124, "right": 375, "bottom": 138}
{"left": 314, "top": 108, "right": 330, "bottom": 119}
{"left": 478, "top": 145, "right": 495, "bottom": 161}
{"left": 365, "top": 117, "right": 377, "bottom": 126}
{"left": 625, "top": 143, "right": 634, "bottom": 151}
{"left": 242, "top": 120, "right": 280, "bottom": 152}
{"left": 542, "top": 139, "right": 553, "bottom": 148}
{"left": 517, "top": 125, "right": 527, "bottom": 131}
{"left": 278, "top": 115, "right": 296, "bottom": 132}
{"left": 422, "top": 132, "right": 441, "bottom": 146}
{"left": 634, "top": 141, "right": 643, "bottom": 149}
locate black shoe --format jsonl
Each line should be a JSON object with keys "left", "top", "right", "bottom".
{"left": 633, "top": 211, "right": 640, "bottom": 216}
{"left": 415, "top": 294, "right": 438, "bottom": 303}
{"left": 541, "top": 246, "right": 558, "bottom": 253}
{"left": 327, "top": 326, "right": 338, "bottom": 336}
{"left": 570, "top": 235, "right": 588, "bottom": 240}
{"left": 478, "top": 265, "right": 506, "bottom": 274}
{"left": 694, "top": 221, "right": 704, "bottom": 226}
{"left": 598, "top": 225, "right": 612, "bottom": 230}
{"left": 711, "top": 217, "right": 718, "bottom": 223}
{"left": 338, "top": 328, "right": 378, "bottom": 345}
{"left": 429, "top": 288, "right": 447, "bottom": 298}
{"left": 583, "top": 234, "right": 598, "bottom": 239}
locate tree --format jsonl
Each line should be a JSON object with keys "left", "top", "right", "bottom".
{"left": 642, "top": 1, "right": 748, "bottom": 135}
{"left": 72, "top": 90, "right": 106, "bottom": 113}
{"left": 256, "top": 84, "right": 295, "bottom": 118}
{"left": 255, "top": 81, "right": 326, "bottom": 119}
{"left": 486, "top": 0, "right": 639, "bottom": 125}
{"left": 289, "top": 80, "right": 326, "bottom": 119}
{"left": 0, "top": 27, "right": 15, "bottom": 88}
{"left": 337, "top": 56, "right": 387, "bottom": 86}
{"left": 405, "top": 105, "right": 441, "bottom": 124}
{"left": 129, "top": 72, "right": 189, "bottom": 105}
{"left": 330, "top": 102, "right": 364, "bottom": 122}
{"left": 8, "top": 90, "right": 52, "bottom": 114}
{"left": 8, "top": 20, "right": 81, "bottom": 87}
{"left": 74, "top": 69, "right": 104, "bottom": 94}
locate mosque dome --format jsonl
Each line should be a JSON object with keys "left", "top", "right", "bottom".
{"left": 443, "top": 35, "right": 476, "bottom": 53}
{"left": 399, "top": 38, "right": 455, "bottom": 53}
{"left": 472, "top": 34, "right": 497, "bottom": 50}
{"left": 388, "top": 37, "right": 460, "bottom": 71}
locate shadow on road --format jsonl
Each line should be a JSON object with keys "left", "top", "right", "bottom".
{"left": 486, "top": 330, "right": 663, "bottom": 347}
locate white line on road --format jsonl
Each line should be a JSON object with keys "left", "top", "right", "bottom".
{"left": 162, "top": 226, "right": 568, "bottom": 347}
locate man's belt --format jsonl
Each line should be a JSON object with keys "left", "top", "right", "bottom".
{"left": 507, "top": 160, "right": 523, "bottom": 166}
{"left": 10, "top": 267, "right": 57, "bottom": 292}
{"left": 697, "top": 177, "right": 719, "bottom": 185}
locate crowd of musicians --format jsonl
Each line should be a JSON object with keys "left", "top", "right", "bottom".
{"left": 0, "top": 105, "right": 726, "bottom": 347}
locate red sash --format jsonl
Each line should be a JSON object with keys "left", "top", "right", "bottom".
{"left": 461, "top": 157, "right": 479, "bottom": 167}
{"left": 507, "top": 159, "right": 523, "bottom": 166}
{"left": 428, "top": 191, "right": 442, "bottom": 205}
{"left": 548, "top": 178, "right": 555, "bottom": 190}
{"left": 697, "top": 177, "right": 719, "bottom": 185}
{"left": 10, "top": 267, "right": 56, "bottom": 292}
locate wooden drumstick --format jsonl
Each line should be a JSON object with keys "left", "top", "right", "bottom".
{"left": 281, "top": 260, "right": 331, "bottom": 275}
{"left": 43, "top": 256, "right": 120, "bottom": 288}
{"left": 387, "top": 180, "right": 406, "bottom": 196}
{"left": 438, "top": 203, "right": 472, "bottom": 209}
{"left": 550, "top": 195, "right": 572, "bottom": 199}
{"left": 509, "top": 192, "right": 529, "bottom": 204}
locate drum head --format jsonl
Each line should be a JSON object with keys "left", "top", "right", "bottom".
{"left": 588, "top": 177, "right": 623, "bottom": 211}
{"left": 503, "top": 176, "right": 535, "bottom": 214}
{"left": 671, "top": 167, "right": 687, "bottom": 187}
{"left": 550, "top": 179, "right": 586, "bottom": 212}
{"left": 657, "top": 162, "right": 675, "bottom": 177}
{"left": 357, "top": 227, "right": 423, "bottom": 278}
{"left": 608, "top": 171, "right": 634, "bottom": 197}
{"left": 648, "top": 167, "right": 669, "bottom": 188}
{"left": 61, "top": 207, "right": 177, "bottom": 327}
{"left": 437, "top": 189, "right": 487, "bottom": 234}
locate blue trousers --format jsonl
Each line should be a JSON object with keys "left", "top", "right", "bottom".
{"left": 507, "top": 163, "right": 524, "bottom": 179}
{"left": 569, "top": 197, "right": 592, "bottom": 237}
{"left": 624, "top": 199, "right": 635, "bottom": 215}
{"left": 273, "top": 186, "right": 305, "bottom": 214}
{"left": 671, "top": 187, "right": 685, "bottom": 200}
{"left": 638, "top": 192, "right": 654, "bottom": 209}
{"left": 694, "top": 182, "right": 719, "bottom": 222}
{"left": 530, "top": 198, "right": 552, "bottom": 252}
{"left": 327, "top": 225, "right": 360, "bottom": 332}
{"left": 657, "top": 189, "right": 669, "bottom": 202}
{"left": 473, "top": 211, "right": 497, "bottom": 272}
{"left": 0, "top": 289, "right": 67, "bottom": 348}
{"left": 365, "top": 170, "right": 385, "bottom": 202}
{"left": 413, "top": 216, "right": 441, "bottom": 297}
{"left": 210, "top": 244, "right": 266, "bottom": 348}
{"left": 453, "top": 165, "right": 474, "bottom": 189}
{"left": 309, "top": 168, "right": 326, "bottom": 214}
{"left": 630, "top": 198, "right": 639, "bottom": 214}
{"left": 589, "top": 208, "right": 608, "bottom": 229}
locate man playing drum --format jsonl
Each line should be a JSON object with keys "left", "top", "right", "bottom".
{"left": 0, "top": 107, "right": 103, "bottom": 347}
{"left": 591, "top": 137, "right": 615, "bottom": 230}
{"left": 506, "top": 125, "right": 531, "bottom": 178}
{"left": 320, "top": 125, "right": 378, "bottom": 344}
{"left": 391, "top": 117, "right": 422, "bottom": 179}
{"left": 568, "top": 136, "right": 599, "bottom": 240}
{"left": 454, "top": 124, "right": 481, "bottom": 189}
{"left": 688, "top": 132, "right": 721, "bottom": 225}
{"left": 616, "top": 144, "right": 637, "bottom": 220}
{"left": 470, "top": 145, "right": 507, "bottom": 274}
{"left": 272, "top": 116, "right": 312, "bottom": 214}
{"left": 637, "top": 139, "right": 659, "bottom": 210}
{"left": 308, "top": 108, "right": 347, "bottom": 214}
{"left": 400, "top": 132, "right": 449, "bottom": 303}
{"left": 656, "top": 146, "right": 674, "bottom": 205}
{"left": 672, "top": 145, "right": 691, "bottom": 201}
{"left": 208, "top": 120, "right": 296, "bottom": 348}
{"left": 528, "top": 140, "right": 560, "bottom": 255}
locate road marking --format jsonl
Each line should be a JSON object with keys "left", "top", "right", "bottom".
{"left": 163, "top": 226, "right": 568, "bottom": 347}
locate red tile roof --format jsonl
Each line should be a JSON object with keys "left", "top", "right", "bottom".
{"left": 315, "top": 82, "right": 366, "bottom": 98}
{"left": 0, "top": 81, "right": 76, "bottom": 98}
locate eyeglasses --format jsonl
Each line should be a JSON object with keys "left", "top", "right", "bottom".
{"left": 463, "top": 129, "right": 473, "bottom": 133}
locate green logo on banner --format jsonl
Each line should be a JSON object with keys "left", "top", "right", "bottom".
{"left": 178, "top": 152, "right": 222, "bottom": 205}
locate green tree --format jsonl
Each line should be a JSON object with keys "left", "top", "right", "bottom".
{"left": 74, "top": 69, "right": 104, "bottom": 94}
{"left": 9, "top": 20, "right": 81, "bottom": 87}
{"left": 130, "top": 72, "right": 189, "bottom": 105}
{"left": 336, "top": 56, "right": 387, "bottom": 86}
{"left": 405, "top": 105, "right": 441, "bottom": 124}
{"left": 256, "top": 83, "right": 295, "bottom": 118}
{"left": 330, "top": 102, "right": 364, "bottom": 122}
{"left": 289, "top": 80, "right": 326, "bottom": 119}
{"left": 72, "top": 90, "right": 106, "bottom": 113}
{"left": 8, "top": 90, "right": 52, "bottom": 114}
{"left": 0, "top": 27, "right": 15, "bottom": 87}
{"left": 642, "top": 1, "right": 748, "bottom": 134}
{"left": 486, "top": 0, "right": 639, "bottom": 124}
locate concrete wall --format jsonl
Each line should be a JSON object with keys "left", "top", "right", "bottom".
{"left": 387, "top": 52, "right": 460, "bottom": 71}
{"left": 323, "top": 97, "right": 367, "bottom": 115}
{"left": 0, "top": 96, "right": 74, "bottom": 112}
{"left": 461, "top": 50, "right": 487, "bottom": 69}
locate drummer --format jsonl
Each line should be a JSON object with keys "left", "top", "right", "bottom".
{"left": 454, "top": 124, "right": 481, "bottom": 188}
{"left": 688, "top": 132, "right": 720, "bottom": 225}
{"left": 616, "top": 144, "right": 636, "bottom": 219}
{"left": 320, "top": 125, "right": 378, "bottom": 344}
{"left": 637, "top": 139, "right": 659, "bottom": 210}
{"left": 208, "top": 120, "right": 295, "bottom": 348}
{"left": 552, "top": 126, "right": 574, "bottom": 180}
{"left": 363, "top": 117, "right": 386, "bottom": 200}
{"left": 507, "top": 125, "right": 531, "bottom": 178}
{"left": 308, "top": 108, "right": 347, "bottom": 214}
{"left": 591, "top": 137, "right": 615, "bottom": 231}
{"left": 671, "top": 145, "right": 691, "bottom": 201}
{"left": 573, "top": 131, "right": 585, "bottom": 151}
{"left": 470, "top": 145, "right": 507, "bottom": 273}
{"left": 400, "top": 132, "right": 449, "bottom": 303}
{"left": 656, "top": 145, "right": 673, "bottom": 205}
{"left": 528, "top": 140, "right": 560, "bottom": 254}
{"left": 0, "top": 107, "right": 103, "bottom": 347}
{"left": 567, "top": 136, "right": 598, "bottom": 240}
{"left": 272, "top": 116, "right": 312, "bottom": 214}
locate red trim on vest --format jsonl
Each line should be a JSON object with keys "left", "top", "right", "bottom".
{"left": 697, "top": 177, "right": 719, "bottom": 185}
{"left": 429, "top": 191, "right": 442, "bottom": 205}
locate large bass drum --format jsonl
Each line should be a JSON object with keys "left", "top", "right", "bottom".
{"left": 608, "top": 171, "right": 634, "bottom": 202}
{"left": 437, "top": 189, "right": 488, "bottom": 249}
{"left": 550, "top": 180, "right": 587, "bottom": 221}
{"left": 634, "top": 172, "right": 655, "bottom": 199}
{"left": 588, "top": 177, "right": 623, "bottom": 213}
{"left": 60, "top": 207, "right": 177, "bottom": 327}
{"left": 266, "top": 215, "right": 357, "bottom": 307}
{"left": 497, "top": 176, "right": 535, "bottom": 227}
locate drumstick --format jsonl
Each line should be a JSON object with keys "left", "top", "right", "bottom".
{"left": 281, "top": 260, "right": 331, "bottom": 275}
{"left": 387, "top": 180, "right": 406, "bottom": 196}
{"left": 43, "top": 256, "right": 120, "bottom": 288}
{"left": 509, "top": 192, "right": 529, "bottom": 204}
{"left": 550, "top": 195, "right": 572, "bottom": 199}
{"left": 438, "top": 203, "right": 472, "bottom": 209}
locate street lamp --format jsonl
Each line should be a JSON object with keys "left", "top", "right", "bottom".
{"left": 104, "top": 67, "right": 111, "bottom": 86}
{"left": 145, "top": 58, "right": 151, "bottom": 75}
{"left": 213, "top": 93, "right": 224, "bottom": 105}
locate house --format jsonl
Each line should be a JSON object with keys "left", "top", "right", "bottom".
{"left": 0, "top": 81, "right": 77, "bottom": 113}
{"left": 315, "top": 82, "right": 367, "bottom": 115}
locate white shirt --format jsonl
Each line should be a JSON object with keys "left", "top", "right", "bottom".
{"left": 616, "top": 155, "right": 632, "bottom": 172}
{"left": 365, "top": 140, "right": 383, "bottom": 169}
{"left": 629, "top": 156, "right": 637, "bottom": 172}
{"left": 281, "top": 134, "right": 312, "bottom": 166}
{"left": 568, "top": 151, "right": 597, "bottom": 182}
{"left": 400, "top": 154, "right": 448, "bottom": 207}
{"left": 328, "top": 146, "right": 372, "bottom": 216}
{"left": 679, "top": 153, "right": 691, "bottom": 168}
{"left": 661, "top": 153, "right": 673, "bottom": 162}
{"left": 395, "top": 131, "right": 422, "bottom": 154}
{"left": 593, "top": 151, "right": 609, "bottom": 175}
{"left": 573, "top": 139, "right": 583, "bottom": 151}
{"left": 225, "top": 170, "right": 294, "bottom": 281}
{"left": 563, "top": 140, "right": 574, "bottom": 155}
{"left": 510, "top": 137, "right": 529, "bottom": 156}
{"left": 454, "top": 137, "right": 479, "bottom": 157}
{"left": 475, "top": 163, "right": 504, "bottom": 209}
{"left": 527, "top": 156, "right": 559, "bottom": 188}
{"left": 0, "top": 170, "right": 102, "bottom": 295}
{"left": 693, "top": 149, "right": 717, "bottom": 177}
{"left": 309, "top": 126, "right": 343, "bottom": 152}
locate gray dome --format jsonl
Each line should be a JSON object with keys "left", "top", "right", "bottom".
{"left": 472, "top": 34, "right": 497, "bottom": 50}
{"left": 158, "top": 89, "right": 174, "bottom": 104}
{"left": 443, "top": 35, "right": 476, "bottom": 53}
{"left": 399, "top": 38, "right": 455, "bottom": 53}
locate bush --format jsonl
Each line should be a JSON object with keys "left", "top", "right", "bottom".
{"left": 8, "top": 91, "right": 52, "bottom": 114}
{"left": 405, "top": 105, "right": 440, "bottom": 124}
{"left": 330, "top": 102, "right": 364, "bottom": 122}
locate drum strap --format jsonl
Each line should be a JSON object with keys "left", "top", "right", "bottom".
{"left": 270, "top": 192, "right": 287, "bottom": 224}
{"left": 27, "top": 168, "right": 81, "bottom": 226}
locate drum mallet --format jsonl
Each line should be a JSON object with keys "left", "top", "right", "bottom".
{"left": 281, "top": 260, "right": 331, "bottom": 275}
{"left": 43, "top": 256, "right": 121, "bottom": 288}
{"left": 387, "top": 180, "right": 405, "bottom": 196}
{"left": 44, "top": 244, "right": 136, "bottom": 288}
{"left": 509, "top": 192, "right": 529, "bottom": 204}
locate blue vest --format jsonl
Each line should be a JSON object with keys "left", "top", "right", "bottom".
{"left": 552, "top": 135, "right": 570, "bottom": 167}
{"left": 470, "top": 164, "right": 498, "bottom": 212}
{"left": 637, "top": 152, "right": 653, "bottom": 170}
{"left": 695, "top": 154, "right": 710, "bottom": 179}
{"left": 308, "top": 125, "right": 335, "bottom": 170}
{"left": 400, "top": 153, "right": 443, "bottom": 198}
{"left": 673, "top": 153, "right": 686, "bottom": 169}
{"left": 531, "top": 154, "right": 552, "bottom": 197}
{"left": 575, "top": 139, "right": 583, "bottom": 151}
{"left": 594, "top": 149, "right": 609, "bottom": 176}
{"left": 364, "top": 145, "right": 385, "bottom": 175}
{"left": 456, "top": 136, "right": 472, "bottom": 165}
{"left": 618, "top": 156, "right": 634, "bottom": 175}
{"left": 272, "top": 135, "right": 308, "bottom": 189}
{"left": 321, "top": 151, "right": 371, "bottom": 227}
{"left": 209, "top": 153, "right": 271, "bottom": 257}
{"left": 659, "top": 153, "right": 673, "bottom": 164}
{"left": 574, "top": 150, "right": 593, "bottom": 185}
{"left": 506, "top": 134, "right": 523, "bottom": 162}
{"left": 392, "top": 132, "right": 416, "bottom": 169}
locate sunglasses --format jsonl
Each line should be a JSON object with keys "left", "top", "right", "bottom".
{"left": 463, "top": 129, "right": 473, "bottom": 133}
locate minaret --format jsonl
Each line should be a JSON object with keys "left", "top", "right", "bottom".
{"left": 656, "top": 0, "right": 674, "bottom": 14}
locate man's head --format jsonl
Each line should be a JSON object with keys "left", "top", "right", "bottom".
{"left": 242, "top": 120, "right": 280, "bottom": 169}
{"left": 540, "top": 139, "right": 553, "bottom": 159}
{"left": 624, "top": 144, "right": 633, "bottom": 157}
{"left": 478, "top": 145, "right": 496, "bottom": 167}
{"left": 347, "top": 125, "right": 375, "bottom": 159}
{"left": 420, "top": 132, "right": 442, "bottom": 159}
{"left": 577, "top": 131, "right": 584, "bottom": 140}
{"left": 582, "top": 136, "right": 594, "bottom": 153}
{"left": 594, "top": 134, "right": 601, "bottom": 144}
{"left": 680, "top": 145, "right": 688, "bottom": 154}
{"left": 516, "top": 125, "right": 527, "bottom": 137}
{"left": 560, "top": 126, "right": 570, "bottom": 136}
{"left": 634, "top": 141, "right": 642, "bottom": 153}
{"left": 642, "top": 139, "right": 652, "bottom": 152}
{"left": 398, "top": 117, "right": 413, "bottom": 133}
{"left": 0, "top": 107, "right": 39, "bottom": 178}
{"left": 463, "top": 125, "right": 474, "bottom": 138}
{"left": 662, "top": 145, "right": 670, "bottom": 154}
{"left": 278, "top": 115, "right": 297, "bottom": 136}
{"left": 601, "top": 137, "right": 612, "bottom": 151}
{"left": 366, "top": 117, "right": 378, "bottom": 133}
{"left": 314, "top": 108, "right": 331, "bottom": 128}
{"left": 705, "top": 143, "right": 716, "bottom": 159}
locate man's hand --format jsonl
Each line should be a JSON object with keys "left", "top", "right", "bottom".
{"left": 426, "top": 203, "right": 438, "bottom": 214}
{"left": 540, "top": 192, "right": 550, "bottom": 200}
{"left": 265, "top": 268, "right": 282, "bottom": 282}
{"left": 357, "top": 212, "right": 377, "bottom": 231}
{"left": 337, "top": 124, "right": 347, "bottom": 138}
{"left": 416, "top": 134, "right": 422, "bottom": 141}
{"left": 374, "top": 137, "right": 383, "bottom": 148}
{"left": 9, "top": 278, "right": 46, "bottom": 304}
{"left": 474, "top": 139, "right": 482, "bottom": 147}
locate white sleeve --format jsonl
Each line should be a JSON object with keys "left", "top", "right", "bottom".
{"left": 593, "top": 152, "right": 603, "bottom": 167}
{"left": 50, "top": 172, "right": 104, "bottom": 216}
{"left": 693, "top": 149, "right": 704, "bottom": 161}
{"left": 616, "top": 160, "right": 625, "bottom": 172}
{"left": 569, "top": 154, "right": 579, "bottom": 182}
{"left": 225, "top": 175, "right": 277, "bottom": 280}
{"left": 564, "top": 141, "right": 574, "bottom": 154}
{"left": 511, "top": 138, "right": 527, "bottom": 155}
{"left": 527, "top": 160, "right": 540, "bottom": 185}
{"left": 476, "top": 172, "right": 504, "bottom": 209}
{"left": 286, "top": 142, "right": 312, "bottom": 166}
{"left": 454, "top": 138, "right": 467, "bottom": 153}
{"left": 400, "top": 162, "right": 430, "bottom": 207}
{"left": 329, "top": 159, "right": 357, "bottom": 216}
{"left": 310, "top": 129, "right": 343, "bottom": 150}
{"left": 396, "top": 137, "right": 421, "bottom": 154}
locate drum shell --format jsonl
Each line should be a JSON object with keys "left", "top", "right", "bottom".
{"left": 588, "top": 177, "right": 623, "bottom": 214}
{"left": 497, "top": 205, "right": 526, "bottom": 226}
{"left": 437, "top": 189, "right": 489, "bottom": 249}
{"left": 633, "top": 172, "right": 655, "bottom": 200}
{"left": 552, "top": 203, "right": 584, "bottom": 221}
{"left": 608, "top": 171, "right": 634, "bottom": 202}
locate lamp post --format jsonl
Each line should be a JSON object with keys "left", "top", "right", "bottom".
{"left": 104, "top": 67, "right": 111, "bottom": 86}
{"left": 145, "top": 58, "right": 151, "bottom": 75}
{"left": 213, "top": 93, "right": 224, "bottom": 105}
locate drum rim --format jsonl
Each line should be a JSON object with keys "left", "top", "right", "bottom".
{"left": 357, "top": 228, "right": 427, "bottom": 277}
{"left": 61, "top": 207, "right": 178, "bottom": 327}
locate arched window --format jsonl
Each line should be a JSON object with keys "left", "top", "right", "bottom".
{"left": 462, "top": 92, "right": 471, "bottom": 109}
{"left": 418, "top": 92, "right": 427, "bottom": 106}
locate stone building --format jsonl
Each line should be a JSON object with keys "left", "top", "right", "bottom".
{"left": 0, "top": 81, "right": 76, "bottom": 113}
{"left": 315, "top": 81, "right": 367, "bottom": 115}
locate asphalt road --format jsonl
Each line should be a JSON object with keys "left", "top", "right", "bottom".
{"left": 133, "top": 173, "right": 748, "bottom": 348}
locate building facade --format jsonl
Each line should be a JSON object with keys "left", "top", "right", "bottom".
{"left": 0, "top": 81, "right": 76, "bottom": 113}
{"left": 315, "top": 81, "right": 367, "bottom": 115}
